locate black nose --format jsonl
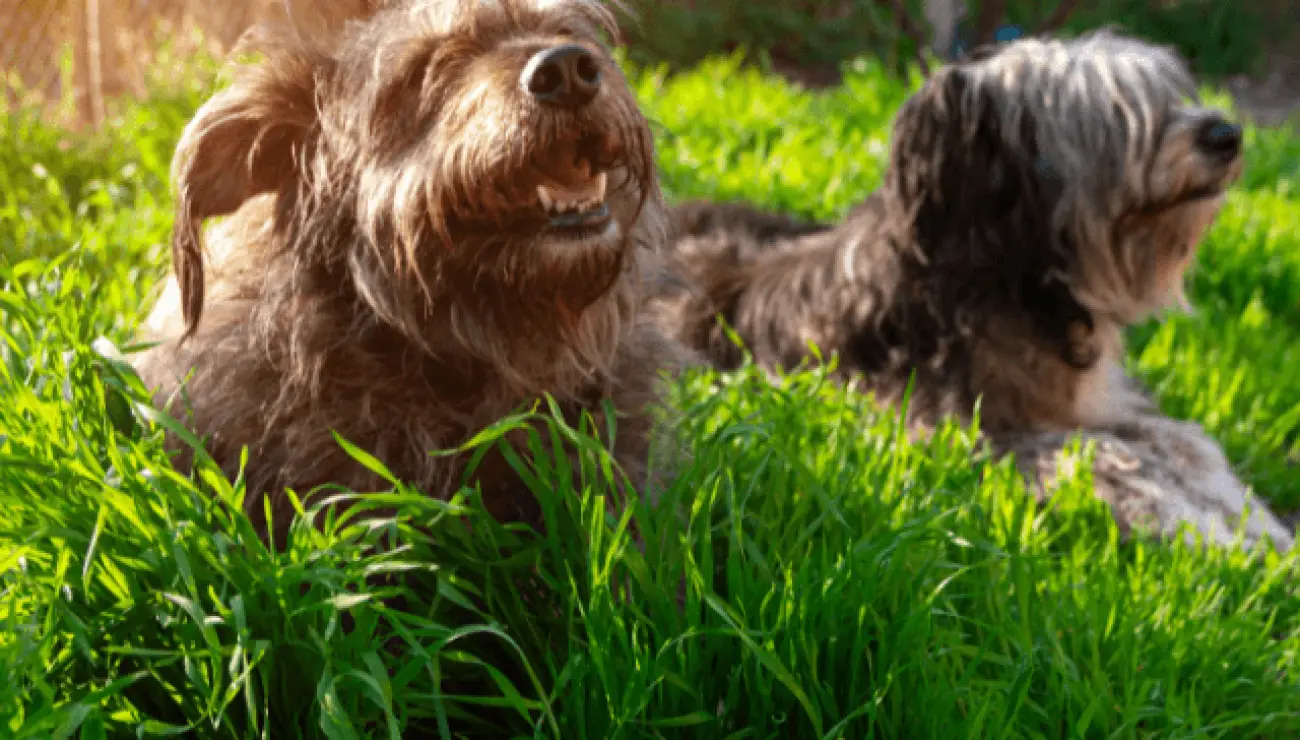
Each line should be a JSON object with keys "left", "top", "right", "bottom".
{"left": 521, "top": 44, "right": 602, "bottom": 109}
{"left": 1195, "top": 118, "right": 1242, "bottom": 158}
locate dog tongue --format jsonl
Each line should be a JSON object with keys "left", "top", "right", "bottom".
{"left": 534, "top": 145, "right": 609, "bottom": 211}
{"left": 538, "top": 151, "right": 594, "bottom": 191}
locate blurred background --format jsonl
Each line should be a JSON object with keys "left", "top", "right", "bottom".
{"left": 2, "top": 0, "right": 1298, "bottom": 131}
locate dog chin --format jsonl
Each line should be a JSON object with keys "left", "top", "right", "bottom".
{"left": 538, "top": 216, "right": 622, "bottom": 259}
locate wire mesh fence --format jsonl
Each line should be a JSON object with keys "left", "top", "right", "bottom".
{"left": 1, "top": 0, "right": 270, "bottom": 129}
{"left": 4, "top": 0, "right": 1297, "bottom": 132}
{"left": 1, "top": 0, "right": 928, "bottom": 130}
{"left": 2, "top": 0, "right": 935, "bottom": 131}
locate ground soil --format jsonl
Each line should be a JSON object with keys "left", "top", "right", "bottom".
{"left": 1229, "top": 0, "right": 1300, "bottom": 127}
{"left": 1226, "top": 49, "right": 1300, "bottom": 127}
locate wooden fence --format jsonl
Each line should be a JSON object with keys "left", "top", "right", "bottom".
{"left": 1, "top": 0, "right": 269, "bottom": 129}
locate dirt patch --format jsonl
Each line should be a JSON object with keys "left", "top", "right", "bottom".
{"left": 1229, "top": 0, "right": 1300, "bottom": 127}
{"left": 767, "top": 56, "right": 847, "bottom": 90}
{"left": 1227, "top": 50, "right": 1300, "bottom": 127}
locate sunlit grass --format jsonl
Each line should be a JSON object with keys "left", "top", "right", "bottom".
{"left": 2, "top": 53, "right": 1299, "bottom": 738}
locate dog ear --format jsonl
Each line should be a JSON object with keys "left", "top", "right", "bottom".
{"left": 889, "top": 66, "right": 1093, "bottom": 361}
{"left": 169, "top": 38, "right": 324, "bottom": 339}
{"left": 886, "top": 67, "right": 972, "bottom": 213}
{"left": 891, "top": 66, "right": 1061, "bottom": 263}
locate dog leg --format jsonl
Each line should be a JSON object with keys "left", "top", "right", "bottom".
{"left": 1000, "top": 417, "right": 1295, "bottom": 552}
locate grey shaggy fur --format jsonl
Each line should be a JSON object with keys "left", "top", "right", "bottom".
{"left": 651, "top": 30, "right": 1294, "bottom": 551}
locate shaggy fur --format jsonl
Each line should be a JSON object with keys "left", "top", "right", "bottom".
{"left": 1000, "top": 417, "right": 1294, "bottom": 549}
{"left": 652, "top": 30, "right": 1294, "bottom": 550}
{"left": 132, "top": 0, "right": 696, "bottom": 542}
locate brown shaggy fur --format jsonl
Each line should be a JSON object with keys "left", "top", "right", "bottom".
{"left": 651, "top": 31, "right": 1294, "bottom": 550}
{"left": 131, "top": 0, "right": 696, "bottom": 542}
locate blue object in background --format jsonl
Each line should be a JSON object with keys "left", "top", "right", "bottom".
{"left": 995, "top": 24, "right": 1025, "bottom": 43}
{"left": 949, "top": 22, "right": 1025, "bottom": 59}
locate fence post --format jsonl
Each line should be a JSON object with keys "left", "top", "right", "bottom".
{"left": 85, "top": 0, "right": 106, "bottom": 128}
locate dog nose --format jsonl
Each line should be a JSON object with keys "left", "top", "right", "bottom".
{"left": 1196, "top": 118, "right": 1242, "bottom": 158}
{"left": 522, "top": 44, "right": 602, "bottom": 109}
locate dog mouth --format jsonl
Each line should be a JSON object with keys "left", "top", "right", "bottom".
{"left": 1169, "top": 185, "right": 1227, "bottom": 209}
{"left": 1184, "top": 184, "right": 1227, "bottom": 202}
{"left": 536, "top": 167, "right": 610, "bottom": 232}
{"left": 1147, "top": 183, "right": 1229, "bottom": 214}
{"left": 530, "top": 134, "right": 619, "bottom": 240}
{"left": 1174, "top": 156, "right": 1243, "bottom": 207}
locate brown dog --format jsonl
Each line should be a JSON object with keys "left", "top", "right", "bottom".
{"left": 651, "top": 31, "right": 1294, "bottom": 550}
{"left": 132, "top": 0, "right": 695, "bottom": 542}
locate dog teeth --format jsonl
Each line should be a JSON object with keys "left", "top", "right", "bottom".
{"left": 537, "top": 185, "right": 555, "bottom": 212}
{"left": 537, "top": 172, "right": 608, "bottom": 215}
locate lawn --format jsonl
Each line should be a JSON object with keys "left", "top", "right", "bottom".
{"left": 2, "top": 52, "right": 1300, "bottom": 738}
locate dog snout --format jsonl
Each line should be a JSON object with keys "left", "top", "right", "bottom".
{"left": 1195, "top": 117, "right": 1242, "bottom": 159}
{"left": 521, "top": 44, "right": 602, "bottom": 109}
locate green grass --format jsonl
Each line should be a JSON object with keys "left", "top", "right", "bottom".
{"left": 619, "top": 0, "right": 1286, "bottom": 81}
{"left": 3, "top": 53, "right": 1300, "bottom": 738}
{"left": 1008, "top": 0, "right": 1282, "bottom": 78}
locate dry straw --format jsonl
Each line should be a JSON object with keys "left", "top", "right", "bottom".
{"left": 1, "top": 0, "right": 270, "bottom": 129}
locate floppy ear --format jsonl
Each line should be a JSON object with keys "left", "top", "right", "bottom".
{"left": 890, "top": 66, "right": 1062, "bottom": 262}
{"left": 169, "top": 36, "right": 324, "bottom": 339}
{"left": 888, "top": 66, "right": 1093, "bottom": 364}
